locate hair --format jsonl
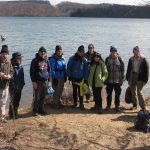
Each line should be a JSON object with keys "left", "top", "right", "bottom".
{"left": 91, "top": 52, "right": 104, "bottom": 65}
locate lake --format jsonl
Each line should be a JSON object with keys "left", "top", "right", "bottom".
{"left": 0, "top": 17, "right": 150, "bottom": 108}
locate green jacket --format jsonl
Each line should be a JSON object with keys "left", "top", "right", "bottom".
{"left": 88, "top": 61, "right": 108, "bottom": 87}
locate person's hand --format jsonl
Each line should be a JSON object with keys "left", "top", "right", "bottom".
{"left": 53, "top": 78, "right": 58, "bottom": 86}
{"left": 84, "top": 80, "right": 88, "bottom": 85}
{"left": 0, "top": 72, "right": 4, "bottom": 78}
{"left": 64, "top": 76, "right": 67, "bottom": 82}
{"left": 7, "top": 74, "right": 12, "bottom": 79}
{"left": 32, "top": 82, "right": 37, "bottom": 89}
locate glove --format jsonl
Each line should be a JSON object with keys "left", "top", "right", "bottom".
{"left": 84, "top": 80, "right": 88, "bottom": 85}
{"left": 53, "top": 78, "right": 58, "bottom": 86}
{"left": 68, "top": 77, "right": 72, "bottom": 81}
{"left": 64, "top": 76, "right": 67, "bottom": 82}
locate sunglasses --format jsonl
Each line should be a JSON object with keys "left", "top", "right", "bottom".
{"left": 40, "top": 50, "right": 46, "bottom": 53}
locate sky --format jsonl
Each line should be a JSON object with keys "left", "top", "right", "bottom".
{"left": 49, "top": 0, "right": 149, "bottom": 5}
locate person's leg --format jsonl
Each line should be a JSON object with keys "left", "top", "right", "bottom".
{"left": 114, "top": 83, "right": 121, "bottom": 110}
{"left": 95, "top": 87, "right": 102, "bottom": 113}
{"left": 52, "top": 79, "right": 60, "bottom": 105}
{"left": 77, "top": 85, "right": 84, "bottom": 109}
{"left": 32, "top": 88, "right": 39, "bottom": 114}
{"left": 106, "top": 83, "right": 113, "bottom": 109}
{"left": 0, "top": 87, "right": 9, "bottom": 121}
{"left": 91, "top": 87, "right": 98, "bottom": 110}
{"left": 14, "top": 91, "right": 22, "bottom": 117}
{"left": 137, "top": 82, "right": 146, "bottom": 109}
{"left": 57, "top": 78, "right": 64, "bottom": 106}
{"left": 38, "top": 82, "right": 47, "bottom": 114}
{"left": 72, "top": 83, "right": 78, "bottom": 107}
{"left": 130, "top": 84, "right": 138, "bottom": 109}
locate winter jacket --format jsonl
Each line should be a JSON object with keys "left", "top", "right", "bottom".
{"left": 30, "top": 53, "right": 50, "bottom": 82}
{"left": 49, "top": 53, "right": 67, "bottom": 79}
{"left": 67, "top": 53, "right": 88, "bottom": 82}
{"left": 0, "top": 57, "right": 13, "bottom": 89}
{"left": 105, "top": 55, "right": 124, "bottom": 84}
{"left": 126, "top": 56, "right": 149, "bottom": 84}
{"left": 88, "top": 61, "right": 108, "bottom": 87}
{"left": 9, "top": 64, "right": 25, "bottom": 92}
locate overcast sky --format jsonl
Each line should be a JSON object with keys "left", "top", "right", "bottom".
{"left": 49, "top": 0, "right": 149, "bottom": 5}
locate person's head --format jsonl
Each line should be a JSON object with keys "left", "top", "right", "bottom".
{"left": 133, "top": 46, "right": 140, "bottom": 58}
{"left": 88, "top": 43, "right": 94, "bottom": 54}
{"left": 77, "top": 45, "right": 85, "bottom": 57}
{"left": 94, "top": 52, "right": 101, "bottom": 62}
{"left": 55, "top": 45, "right": 63, "bottom": 56}
{"left": 38, "top": 46, "right": 47, "bottom": 58}
{"left": 110, "top": 46, "right": 117, "bottom": 58}
{"left": 12, "top": 52, "right": 22, "bottom": 64}
{"left": 0, "top": 45, "right": 9, "bottom": 61}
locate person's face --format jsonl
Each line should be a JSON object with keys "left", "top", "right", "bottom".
{"left": 39, "top": 50, "right": 47, "bottom": 58}
{"left": 56, "top": 49, "right": 63, "bottom": 56}
{"left": 15, "top": 57, "right": 21, "bottom": 64}
{"left": 110, "top": 50, "right": 117, "bottom": 58}
{"left": 94, "top": 55, "right": 100, "bottom": 62}
{"left": 78, "top": 51, "right": 84, "bottom": 57}
{"left": 88, "top": 46, "right": 94, "bottom": 54}
{"left": 1, "top": 53, "right": 8, "bottom": 61}
{"left": 133, "top": 50, "right": 140, "bottom": 58}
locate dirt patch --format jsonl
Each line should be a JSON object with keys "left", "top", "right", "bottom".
{"left": 0, "top": 99, "right": 150, "bottom": 150}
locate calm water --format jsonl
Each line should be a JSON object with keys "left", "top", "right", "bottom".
{"left": 0, "top": 17, "right": 150, "bottom": 108}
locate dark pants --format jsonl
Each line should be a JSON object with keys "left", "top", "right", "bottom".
{"left": 32, "top": 81, "right": 47, "bottom": 113}
{"left": 92, "top": 87, "right": 102, "bottom": 108}
{"left": 72, "top": 83, "right": 83, "bottom": 106}
{"left": 106, "top": 83, "right": 121, "bottom": 108}
{"left": 9, "top": 91, "right": 22, "bottom": 117}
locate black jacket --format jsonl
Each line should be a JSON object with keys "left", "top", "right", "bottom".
{"left": 30, "top": 53, "right": 50, "bottom": 82}
{"left": 126, "top": 56, "right": 149, "bottom": 83}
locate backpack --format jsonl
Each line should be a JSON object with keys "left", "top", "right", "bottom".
{"left": 125, "top": 87, "right": 132, "bottom": 104}
{"left": 134, "top": 109, "right": 150, "bottom": 133}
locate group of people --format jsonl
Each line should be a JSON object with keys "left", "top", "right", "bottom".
{"left": 0, "top": 43, "right": 149, "bottom": 122}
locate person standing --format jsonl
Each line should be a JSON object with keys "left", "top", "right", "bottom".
{"left": 49, "top": 45, "right": 67, "bottom": 109}
{"left": 88, "top": 52, "right": 108, "bottom": 114}
{"left": 9, "top": 52, "right": 25, "bottom": 119}
{"left": 67, "top": 45, "right": 88, "bottom": 110}
{"left": 105, "top": 46, "right": 125, "bottom": 112}
{"left": 126, "top": 46, "right": 149, "bottom": 110}
{"left": 0, "top": 45, "right": 13, "bottom": 122}
{"left": 30, "top": 47, "right": 50, "bottom": 116}
{"left": 84, "top": 43, "right": 96, "bottom": 103}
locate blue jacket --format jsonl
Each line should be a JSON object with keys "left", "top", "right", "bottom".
{"left": 67, "top": 53, "right": 88, "bottom": 82}
{"left": 49, "top": 53, "right": 67, "bottom": 79}
{"left": 9, "top": 64, "right": 25, "bottom": 92}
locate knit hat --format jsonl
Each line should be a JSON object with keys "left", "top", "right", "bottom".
{"left": 12, "top": 52, "right": 22, "bottom": 60}
{"left": 78, "top": 45, "right": 85, "bottom": 53}
{"left": 133, "top": 46, "right": 140, "bottom": 52}
{"left": 55, "top": 45, "right": 62, "bottom": 53}
{"left": 38, "top": 46, "right": 46, "bottom": 53}
{"left": 110, "top": 46, "right": 117, "bottom": 52}
{"left": 1, "top": 45, "right": 9, "bottom": 54}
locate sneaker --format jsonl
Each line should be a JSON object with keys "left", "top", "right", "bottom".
{"left": 115, "top": 107, "right": 121, "bottom": 112}
{"left": 98, "top": 108, "right": 103, "bottom": 114}
{"left": 105, "top": 106, "right": 110, "bottom": 111}
{"left": 0, "top": 118, "right": 7, "bottom": 123}
{"left": 15, "top": 114, "right": 22, "bottom": 119}
{"left": 71, "top": 103, "right": 77, "bottom": 108}
{"left": 130, "top": 106, "right": 137, "bottom": 110}
{"left": 39, "top": 111, "right": 47, "bottom": 115}
{"left": 79, "top": 104, "right": 85, "bottom": 110}
{"left": 33, "top": 112, "right": 39, "bottom": 116}
{"left": 91, "top": 105, "right": 98, "bottom": 110}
